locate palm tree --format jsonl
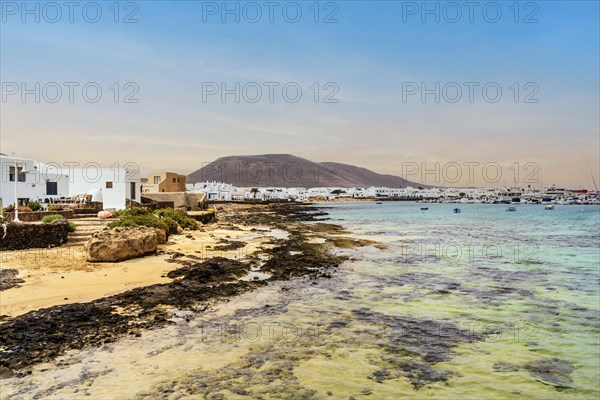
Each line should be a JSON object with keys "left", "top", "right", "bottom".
{"left": 250, "top": 188, "right": 259, "bottom": 199}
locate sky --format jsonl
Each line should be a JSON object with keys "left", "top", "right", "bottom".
{"left": 1, "top": 0, "right": 599, "bottom": 188}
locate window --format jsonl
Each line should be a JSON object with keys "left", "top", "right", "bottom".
{"left": 8, "top": 166, "right": 26, "bottom": 182}
{"left": 172, "top": 178, "right": 176, "bottom": 183}
{"left": 46, "top": 182, "right": 58, "bottom": 195}
{"left": 154, "top": 176, "right": 161, "bottom": 184}
{"left": 106, "top": 181, "right": 113, "bottom": 189}
{"left": 177, "top": 178, "right": 180, "bottom": 183}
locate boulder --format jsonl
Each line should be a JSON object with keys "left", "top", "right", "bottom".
{"left": 155, "top": 228, "right": 167, "bottom": 244}
{"left": 85, "top": 227, "right": 166, "bottom": 262}
{"left": 97, "top": 211, "right": 113, "bottom": 219}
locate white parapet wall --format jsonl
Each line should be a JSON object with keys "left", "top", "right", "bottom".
{"left": 69, "top": 168, "right": 140, "bottom": 211}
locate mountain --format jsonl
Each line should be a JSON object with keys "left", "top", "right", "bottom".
{"left": 186, "top": 154, "right": 425, "bottom": 188}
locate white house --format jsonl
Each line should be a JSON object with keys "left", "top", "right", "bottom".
{"left": 0, "top": 154, "right": 140, "bottom": 211}
{"left": 69, "top": 167, "right": 140, "bottom": 210}
{"left": 0, "top": 154, "right": 69, "bottom": 208}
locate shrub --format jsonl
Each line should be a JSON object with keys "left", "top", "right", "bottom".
{"left": 115, "top": 208, "right": 150, "bottom": 217}
{"left": 155, "top": 208, "right": 198, "bottom": 230}
{"left": 26, "top": 201, "right": 42, "bottom": 211}
{"left": 48, "top": 205, "right": 64, "bottom": 212}
{"left": 108, "top": 208, "right": 174, "bottom": 237}
{"left": 162, "top": 217, "right": 179, "bottom": 236}
{"left": 41, "top": 214, "right": 65, "bottom": 224}
{"left": 67, "top": 221, "right": 76, "bottom": 232}
{"left": 18, "top": 206, "right": 32, "bottom": 212}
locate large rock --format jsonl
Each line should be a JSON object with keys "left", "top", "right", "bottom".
{"left": 85, "top": 227, "right": 166, "bottom": 262}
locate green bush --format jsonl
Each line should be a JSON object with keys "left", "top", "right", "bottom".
{"left": 67, "top": 221, "right": 76, "bottom": 232}
{"left": 162, "top": 216, "right": 179, "bottom": 236}
{"left": 108, "top": 208, "right": 175, "bottom": 237}
{"left": 155, "top": 208, "right": 198, "bottom": 230}
{"left": 26, "top": 201, "right": 42, "bottom": 211}
{"left": 118, "top": 208, "right": 150, "bottom": 217}
{"left": 107, "top": 208, "right": 197, "bottom": 238}
{"left": 41, "top": 214, "right": 64, "bottom": 224}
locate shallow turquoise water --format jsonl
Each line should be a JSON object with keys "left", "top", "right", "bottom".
{"left": 4, "top": 202, "right": 599, "bottom": 399}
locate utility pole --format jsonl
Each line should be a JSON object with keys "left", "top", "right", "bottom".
{"left": 12, "top": 153, "right": 20, "bottom": 223}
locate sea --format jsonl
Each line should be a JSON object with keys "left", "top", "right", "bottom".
{"left": 4, "top": 202, "right": 600, "bottom": 399}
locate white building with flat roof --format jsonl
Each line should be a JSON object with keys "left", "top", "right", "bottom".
{"left": 0, "top": 154, "right": 69, "bottom": 207}
{"left": 0, "top": 154, "right": 140, "bottom": 211}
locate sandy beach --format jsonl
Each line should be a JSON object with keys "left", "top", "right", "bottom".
{"left": 0, "top": 209, "right": 285, "bottom": 318}
{"left": 0, "top": 203, "right": 376, "bottom": 378}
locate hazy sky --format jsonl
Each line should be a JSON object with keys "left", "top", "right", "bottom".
{"left": 1, "top": 0, "right": 599, "bottom": 188}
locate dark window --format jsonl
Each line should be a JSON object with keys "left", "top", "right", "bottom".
{"left": 172, "top": 178, "right": 176, "bottom": 183}
{"left": 106, "top": 181, "right": 113, "bottom": 189}
{"left": 46, "top": 182, "right": 58, "bottom": 195}
{"left": 154, "top": 176, "right": 160, "bottom": 184}
{"left": 8, "top": 166, "right": 26, "bottom": 182}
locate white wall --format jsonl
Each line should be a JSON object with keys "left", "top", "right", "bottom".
{"left": 0, "top": 156, "right": 69, "bottom": 207}
{"left": 69, "top": 168, "right": 140, "bottom": 210}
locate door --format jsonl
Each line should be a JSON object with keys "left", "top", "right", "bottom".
{"left": 46, "top": 182, "right": 58, "bottom": 195}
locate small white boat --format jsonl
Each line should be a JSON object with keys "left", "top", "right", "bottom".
{"left": 506, "top": 206, "right": 517, "bottom": 212}
{"left": 544, "top": 204, "right": 555, "bottom": 210}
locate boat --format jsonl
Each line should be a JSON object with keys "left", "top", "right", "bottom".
{"left": 545, "top": 204, "right": 555, "bottom": 210}
{"left": 506, "top": 206, "right": 517, "bottom": 212}
{"left": 376, "top": 202, "right": 383, "bottom": 204}
{"left": 453, "top": 208, "right": 461, "bottom": 213}
{"left": 420, "top": 207, "right": 429, "bottom": 210}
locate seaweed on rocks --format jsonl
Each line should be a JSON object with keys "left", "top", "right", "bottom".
{"left": 493, "top": 358, "right": 576, "bottom": 391}
{"left": 0, "top": 269, "right": 24, "bottom": 291}
{"left": 210, "top": 238, "right": 247, "bottom": 251}
{"left": 351, "top": 309, "right": 484, "bottom": 389}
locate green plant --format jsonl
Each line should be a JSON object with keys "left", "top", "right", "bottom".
{"left": 41, "top": 214, "right": 64, "bottom": 224}
{"left": 108, "top": 208, "right": 174, "bottom": 237}
{"left": 155, "top": 208, "right": 198, "bottom": 230}
{"left": 26, "top": 201, "right": 42, "bottom": 211}
{"left": 67, "top": 221, "right": 76, "bottom": 232}
{"left": 162, "top": 216, "right": 179, "bottom": 235}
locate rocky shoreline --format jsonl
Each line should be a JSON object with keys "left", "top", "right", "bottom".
{"left": 0, "top": 203, "right": 358, "bottom": 378}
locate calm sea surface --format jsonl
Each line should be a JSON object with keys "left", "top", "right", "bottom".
{"left": 5, "top": 202, "right": 600, "bottom": 399}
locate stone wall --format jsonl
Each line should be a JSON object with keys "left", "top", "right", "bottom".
{"left": 139, "top": 198, "right": 175, "bottom": 211}
{"left": 142, "top": 193, "right": 198, "bottom": 209}
{"left": 0, "top": 222, "right": 69, "bottom": 250}
{"left": 4, "top": 210, "right": 74, "bottom": 222}
{"left": 188, "top": 211, "right": 216, "bottom": 224}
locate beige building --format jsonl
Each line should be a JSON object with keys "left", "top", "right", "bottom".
{"left": 142, "top": 172, "right": 186, "bottom": 193}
